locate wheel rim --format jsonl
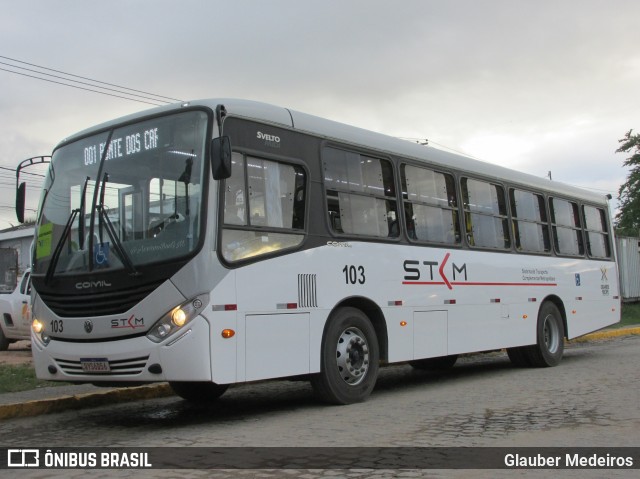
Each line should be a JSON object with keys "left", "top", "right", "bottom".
{"left": 543, "top": 314, "right": 561, "bottom": 354}
{"left": 335, "top": 327, "right": 370, "bottom": 385}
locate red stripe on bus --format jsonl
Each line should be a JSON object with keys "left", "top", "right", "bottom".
{"left": 403, "top": 282, "right": 557, "bottom": 287}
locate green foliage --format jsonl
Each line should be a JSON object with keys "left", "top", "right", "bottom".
{"left": 616, "top": 130, "right": 640, "bottom": 236}
{"left": 0, "top": 364, "right": 65, "bottom": 393}
{"left": 619, "top": 302, "right": 640, "bottom": 328}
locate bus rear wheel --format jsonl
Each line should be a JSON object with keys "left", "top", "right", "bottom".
{"left": 311, "top": 307, "right": 379, "bottom": 405}
{"left": 169, "top": 381, "right": 229, "bottom": 402}
{"left": 518, "top": 302, "right": 565, "bottom": 367}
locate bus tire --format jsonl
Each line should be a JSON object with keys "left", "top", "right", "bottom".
{"left": 311, "top": 307, "right": 379, "bottom": 405}
{"left": 409, "top": 354, "right": 458, "bottom": 371}
{"left": 169, "top": 381, "right": 229, "bottom": 402}
{"left": 506, "top": 347, "right": 531, "bottom": 367}
{"left": 523, "top": 302, "right": 565, "bottom": 367}
{"left": 0, "top": 328, "right": 9, "bottom": 351}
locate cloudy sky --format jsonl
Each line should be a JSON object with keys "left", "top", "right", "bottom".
{"left": 1, "top": 0, "right": 639, "bottom": 229}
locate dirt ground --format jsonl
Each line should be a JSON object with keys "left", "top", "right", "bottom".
{"left": 0, "top": 340, "right": 33, "bottom": 365}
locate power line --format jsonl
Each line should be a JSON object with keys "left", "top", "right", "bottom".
{"left": 0, "top": 166, "right": 45, "bottom": 177}
{"left": 0, "top": 54, "right": 182, "bottom": 103}
{"left": 0, "top": 61, "right": 172, "bottom": 106}
{"left": 0, "top": 67, "right": 166, "bottom": 107}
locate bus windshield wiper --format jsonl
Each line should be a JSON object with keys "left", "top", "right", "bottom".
{"left": 95, "top": 172, "right": 140, "bottom": 277}
{"left": 44, "top": 175, "right": 87, "bottom": 284}
{"left": 44, "top": 208, "right": 79, "bottom": 285}
{"left": 78, "top": 176, "right": 90, "bottom": 250}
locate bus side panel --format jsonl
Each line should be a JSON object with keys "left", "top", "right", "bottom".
{"left": 413, "top": 310, "right": 448, "bottom": 359}
{"left": 569, "top": 299, "right": 619, "bottom": 338}
{"left": 208, "top": 309, "right": 238, "bottom": 384}
{"left": 245, "top": 313, "right": 310, "bottom": 381}
{"left": 566, "top": 260, "right": 620, "bottom": 338}
{"left": 160, "top": 317, "right": 212, "bottom": 381}
{"left": 207, "top": 271, "right": 239, "bottom": 384}
{"left": 447, "top": 305, "right": 514, "bottom": 354}
{"left": 384, "top": 306, "right": 414, "bottom": 363}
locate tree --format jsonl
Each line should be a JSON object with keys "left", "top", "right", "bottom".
{"left": 615, "top": 129, "right": 640, "bottom": 236}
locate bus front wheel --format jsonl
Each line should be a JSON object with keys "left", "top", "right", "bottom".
{"left": 311, "top": 307, "right": 379, "bottom": 405}
{"left": 169, "top": 381, "right": 229, "bottom": 402}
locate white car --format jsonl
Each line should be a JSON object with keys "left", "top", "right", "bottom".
{"left": 0, "top": 269, "right": 31, "bottom": 350}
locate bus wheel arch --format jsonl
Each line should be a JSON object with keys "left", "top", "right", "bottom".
{"left": 311, "top": 300, "right": 385, "bottom": 404}
{"left": 541, "top": 294, "right": 568, "bottom": 339}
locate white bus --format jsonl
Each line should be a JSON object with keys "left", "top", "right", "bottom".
{"left": 18, "top": 99, "right": 620, "bottom": 404}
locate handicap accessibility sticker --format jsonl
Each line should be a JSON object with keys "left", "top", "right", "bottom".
{"left": 95, "top": 242, "right": 110, "bottom": 266}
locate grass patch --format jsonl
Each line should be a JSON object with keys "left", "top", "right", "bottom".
{"left": 0, "top": 363, "right": 67, "bottom": 394}
{"left": 618, "top": 302, "right": 640, "bottom": 328}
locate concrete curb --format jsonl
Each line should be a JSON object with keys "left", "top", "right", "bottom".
{"left": 569, "top": 326, "right": 640, "bottom": 343}
{"left": 1, "top": 327, "right": 638, "bottom": 420}
{"left": 0, "top": 383, "right": 173, "bottom": 421}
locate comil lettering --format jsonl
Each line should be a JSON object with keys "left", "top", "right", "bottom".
{"left": 76, "top": 280, "right": 112, "bottom": 290}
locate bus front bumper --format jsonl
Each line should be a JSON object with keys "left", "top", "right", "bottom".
{"left": 31, "top": 316, "right": 213, "bottom": 383}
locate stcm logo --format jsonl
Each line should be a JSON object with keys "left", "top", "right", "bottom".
{"left": 403, "top": 252, "right": 468, "bottom": 290}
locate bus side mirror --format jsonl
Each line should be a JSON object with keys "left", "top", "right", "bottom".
{"left": 16, "top": 182, "right": 26, "bottom": 224}
{"left": 211, "top": 136, "right": 232, "bottom": 180}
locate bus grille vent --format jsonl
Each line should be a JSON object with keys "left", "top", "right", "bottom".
{"left": 298, "top": 274, "right": 318, "bottom": 308}
{"left": 39, "top": 280, "right": 164, "bottom": 318}
{"left": 54, "top": 355, "right": 149, "bottom": 376}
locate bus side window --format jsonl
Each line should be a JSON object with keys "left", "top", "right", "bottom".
{"left": 510, "top": 188, "right": 551, "bottom": 253}
{"left": 550, "top": 198, "right": 584, "bottom": 256}
{"left": 323, "top": 147, "right": 397, "bottom": 238}
{"left": 461, "top": 177, "right": 510, "bottom": 250}
{"left": 401, "top": 164, "right": 459, "bottom": 245}
{"left": 221, "top": 153, "right": 307, "bottom": 262}
{"left": 583, "top": 205, "right": 610, "bottom": 258}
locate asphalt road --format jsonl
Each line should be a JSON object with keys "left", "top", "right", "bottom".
{"left": 1, "top": 335, "right": 638, "bottom": 478}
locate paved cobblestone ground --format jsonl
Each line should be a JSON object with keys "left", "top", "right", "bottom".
{"left": 2, "top": 336, "right": 639, "bottom": 478}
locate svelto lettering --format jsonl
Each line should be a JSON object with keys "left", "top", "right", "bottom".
{"left": 257, "top": 131, "right": 280, "bottom": 143}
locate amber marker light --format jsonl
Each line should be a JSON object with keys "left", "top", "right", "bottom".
{"left": 523, "top": 314, "right": 528, "bottom": 319}
{"left": 400, "top": 321, "right": 407, "bottom": 327}
{"left": 221, "top": 329, "right": 236, "bottom": 339}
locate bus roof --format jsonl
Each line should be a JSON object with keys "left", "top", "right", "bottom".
{"left": 59, "top": 98, "right": 609, "bottom": 206}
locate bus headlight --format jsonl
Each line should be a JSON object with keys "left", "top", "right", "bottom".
{"left": 147, "top": 294, "right": 208, "bottom": 343}
{"left": 32, "top": 318, "right": 50, "bottom": 346}
{"left": 32, "top": 318, "right": 45, "bottom": 334}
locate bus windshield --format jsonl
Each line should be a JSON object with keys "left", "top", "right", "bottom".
{"left": 33, "top": 110, "right": 209, "bottom": 277}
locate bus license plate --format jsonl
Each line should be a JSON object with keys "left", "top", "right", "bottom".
{"left": 80, "top": 358, "right": 110, "bottom": 373}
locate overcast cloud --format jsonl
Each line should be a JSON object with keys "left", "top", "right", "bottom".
{"left": 1, "top": 0, "right": 639, "bottom": 228}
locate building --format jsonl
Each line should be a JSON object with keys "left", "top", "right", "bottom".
{"left": 0, "top": 223, "right": 34, "bottom": 290}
